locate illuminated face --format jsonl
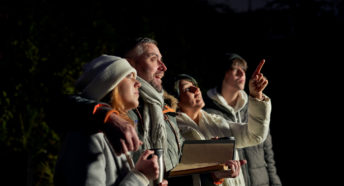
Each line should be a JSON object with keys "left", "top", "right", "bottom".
{"left": 223, "top": 65, "right": 246, "bottom": 91}
{"left": 131, "top": 43, "right": 167, "bottom": 92}
{"left": 117, "top": 72, "right": 141, "bottom": 111}
{"left": 178, "top": 79, "right": 205, "bottom": 110}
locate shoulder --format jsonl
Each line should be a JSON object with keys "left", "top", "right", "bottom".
{"left": 178, "top": 124, "right": 204, "bottom": 140}
{"left": 203, "top": 90, "right": 228, "bottom": 116}
{"left": 59, "top": 131, "right": 108, "bottom": 161}
{"left": 201, "top": 110, "right": 222, "bottom": 121}
{"left": 86, "top": 132, "right": 108, "bottom": 152}
{"left": 203, "top": 88, "right": 217, "bottom": 108}
{"left": 204, "top": 107, "right": 227, "bottom": 118}
{"left": 201, "top": 110, "right": 230, "bottom": 128}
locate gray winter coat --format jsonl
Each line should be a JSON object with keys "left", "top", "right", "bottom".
{"left": 54, "top": 131, "right": 149, "bottom": 186}
{"left": 63, "top": 94, "right": 190, "bottom": 185}
{"left": 129, "top": 107, "right": 184, "bottom": 172}
{"left": 204, "top": 88, "right": 282, "bottom": 186}
{"left": 130, "top": 104, "right": 199, "bottom": 186}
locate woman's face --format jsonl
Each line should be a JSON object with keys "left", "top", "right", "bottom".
{"left": 117, "top": 72, "right": 141, "bottom": 111}
{"left": 178, "top": 79, "right": 205, "bottom": 111}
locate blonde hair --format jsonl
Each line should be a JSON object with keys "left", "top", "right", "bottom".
{"left": 109, "top": 86, "right": 134, "bottom": 126}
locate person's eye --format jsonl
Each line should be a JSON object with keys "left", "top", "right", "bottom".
{"left": 150, "top": 56, "right": 157, "bottom": 62}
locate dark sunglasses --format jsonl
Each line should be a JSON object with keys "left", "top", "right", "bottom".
{"left": 183, "top": 86, "right": 198, "bottom": 93}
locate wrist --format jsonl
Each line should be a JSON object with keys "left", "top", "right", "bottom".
{"left": 259, "top": 95, "right": 266, "bottom": 101}
{"left": 250, "top": 93, "right": 265, "bottom": 101}
{"left": 132, "top": 169, "right": 150, "bottom": 184}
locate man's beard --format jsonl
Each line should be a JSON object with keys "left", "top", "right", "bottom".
{"left": 149, "top": 80, "right": 163, "bottom": 93}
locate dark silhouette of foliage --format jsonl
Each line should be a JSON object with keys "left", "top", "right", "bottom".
{"left": 0, "top": 0, "right": 342, "bottom": 185}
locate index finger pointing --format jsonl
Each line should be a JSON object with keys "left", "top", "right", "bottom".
{"left": 252, "top": 59, "right": 265, "bottom": 77}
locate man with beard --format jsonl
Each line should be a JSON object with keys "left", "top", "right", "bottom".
{"left": 65, "top": 38, "right": 243, "bottom": 185}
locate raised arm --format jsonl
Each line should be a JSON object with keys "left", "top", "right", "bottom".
{"left": 249, "top": 59, "right": 268, "bottom": 100}
{"left": 227, "top": 95, "right": 271, "bottom": 148}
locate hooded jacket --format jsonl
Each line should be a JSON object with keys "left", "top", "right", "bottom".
{"left": 176, "top": 89, "right": 271, "bottom": 186}
{"left": 204, "top": 88, "right": 282, "bottom": 186}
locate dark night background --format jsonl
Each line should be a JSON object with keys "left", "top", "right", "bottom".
{"left": 0, "top": 0, "right": 342, "bottom": 185}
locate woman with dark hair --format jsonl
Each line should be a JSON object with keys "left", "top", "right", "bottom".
{"left": 172, "top": 73, "right": 271, "bottom": 186}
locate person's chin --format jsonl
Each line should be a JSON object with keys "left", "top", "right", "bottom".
{"left": 133, "top": 102, "right": 139, "bottom": 108}
{"left": 130, "top": 101, "right": 139, "bottom": 109}
{"left": 151, "top": 81, "right": 163, "bottom": 92}
{"left": 237, "top": 85, "right": 245, "bottom": 90}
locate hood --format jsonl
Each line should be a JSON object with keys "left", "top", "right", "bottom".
{"left": 206, "top": 87, "right": 248, "bottom": 115}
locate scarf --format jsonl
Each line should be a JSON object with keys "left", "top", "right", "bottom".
{"left": 136, "top": 77, "right": 167, "bottom": 152}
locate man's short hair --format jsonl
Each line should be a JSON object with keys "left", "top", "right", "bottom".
{"left": 124, "top": 37, "right": 158, "bottom": 59}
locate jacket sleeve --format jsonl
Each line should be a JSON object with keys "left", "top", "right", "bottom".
{"left": 228, "top": 95, "right": 271, "bottom": 148}
{"left": 263, "top": 133, "right": 282, "bottom": 186}
{"left": 63, "top": 94, "right": 111, "bottom": 131}
{"left": 86, "top": 134, "right": 149, "bottom": 186}
{"left": 55, "top": 132, "right": 108, "bottom": 186}
{"left": 119, "top": 170, "right": 150, "bottom": 186}
{"left": 55, "top": 132, "right": 149, "bottom": 186}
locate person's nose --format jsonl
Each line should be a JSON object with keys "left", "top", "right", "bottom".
{"left": 190, "top": 86, "right": 199, "bottom": 94}
{"left": 158, "top": 60, "right": 167, "bottom": 71}
{"left": 195, "top": 87, "right": 200, "bottom": 94}
{"left": 237, "top": 68, "right": 245, "bottom": 77}
{"left": 134, "top": 79, "right": 141, "bottom": 88}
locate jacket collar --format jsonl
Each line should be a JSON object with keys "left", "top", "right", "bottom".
{"left": 206, "top": 87, "right": 248, "bottom": 114}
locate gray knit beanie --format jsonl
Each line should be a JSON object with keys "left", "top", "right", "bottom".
{"left": 76, "top": 55, "right": 136, "bottom": 101}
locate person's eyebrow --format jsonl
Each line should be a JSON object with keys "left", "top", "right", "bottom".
{"left": 180, "top": 81, "right": 193, "bottom": 88}
{"left": 146, "top": 52, "right": 162, "bottom": 60}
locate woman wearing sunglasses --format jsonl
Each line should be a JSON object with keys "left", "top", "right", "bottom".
{"left": 171, "top": 74, "right": 271, "bottom": 186}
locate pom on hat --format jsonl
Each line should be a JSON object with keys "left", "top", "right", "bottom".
{"left": 76, "top": 55, "right": 136, "bottom": 101}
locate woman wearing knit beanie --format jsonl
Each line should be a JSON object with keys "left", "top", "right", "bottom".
{"left": 54, "top": 55, "right": 164, "bottom": 186}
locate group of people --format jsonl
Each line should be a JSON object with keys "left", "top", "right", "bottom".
{"left": 54, "top": 37, "right": 281, "bottom": 186}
